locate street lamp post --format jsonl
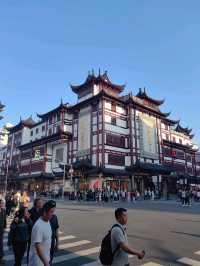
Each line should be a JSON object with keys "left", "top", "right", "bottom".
{"left": 62, "top": 164, "right": 66, "bottom": 200}
{"left": 55, "top": 159, "right": 66, "bottom": 200}
{"left": 4, "top": 160, "right": 9, "bottom": 197}
{"left": 69, "top": 165, "right": 74, "bottom": 192}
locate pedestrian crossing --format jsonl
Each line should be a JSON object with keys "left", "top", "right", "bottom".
{"left": 4, "top": 217, "right": 200, "bottom": 266}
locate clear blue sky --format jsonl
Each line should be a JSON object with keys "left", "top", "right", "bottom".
{"left": 0, "top": 1, "right": 199, "bottom": 143}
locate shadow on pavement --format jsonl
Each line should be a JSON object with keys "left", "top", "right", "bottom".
{"left": 171, "top": 231, "right": 200, "bottom": 238}
{"left": 57, "top": 200, "right": 200, "bottom": 215}
{"left": 176, "top": 218, "right": 200, "bottom": 223}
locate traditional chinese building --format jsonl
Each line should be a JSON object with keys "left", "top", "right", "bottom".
{"left": 4, "top": 71, "right": 200, "bottom": 194}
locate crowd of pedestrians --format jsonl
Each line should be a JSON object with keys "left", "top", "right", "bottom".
{"left": 0, "top": 191, "right": 59, "bottom": 266}
{"left": 67, "top": 189, "right": 143, "bottom": 202}
{"left": 0, "top": 190, "right": 146, "bottom": 266}
{"left": 1, "top": 185, "right": 200, "bottom": 265}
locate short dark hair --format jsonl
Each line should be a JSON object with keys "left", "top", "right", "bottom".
{"left": 17, "top": 207, "right": 27, "bottom": 219}
{"left": 115, "top": 208, "right": 127, "bottom": 219}
{"left": 34, "top": 198, "right": 42, "bottom": 207}
{"left": 42, "top": 200, "right": 56, "bottom": 214}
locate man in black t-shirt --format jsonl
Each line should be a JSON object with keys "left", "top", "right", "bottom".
{"left": 29, "top": 198, "right": 43, "bottom": 225}
{"left": 49, "top": 214, "right": 59, "bottom": 265}
{"left": 0, "top": 199, "right": 6, "bottom": 264}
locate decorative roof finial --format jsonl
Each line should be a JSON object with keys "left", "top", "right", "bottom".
{"left": 20, "top": 116, "right": 22, "bottom": 122}
{"left": 98, "top": 68, "right": 101, "bottom": 76}
{"left": 144, "top": 87, "right": 146, "bottom": 93}
{"left": 92, "top": 68, "right": 94, "bottom": 76}
{"left": 60, "top": 97, "right": 63, "bottom": 105}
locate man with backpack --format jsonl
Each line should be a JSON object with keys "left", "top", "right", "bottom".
{"left": 100, "top": 208, "right": 145, "bottom": 266}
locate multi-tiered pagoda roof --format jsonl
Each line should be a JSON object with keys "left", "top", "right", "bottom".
{"left": 70, "top": 70, "right": 125, "bottom": 94}
{"left": 7, "top": 116, "right": 36, "bottom": 133}
{"left": 37, "top": 100, "right": 69, "bottom": 120}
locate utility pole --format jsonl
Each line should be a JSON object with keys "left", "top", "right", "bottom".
{"left": 62, "top": 164, "right": 66, "bottom": 199}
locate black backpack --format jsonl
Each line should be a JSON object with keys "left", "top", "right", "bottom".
{"left": 99, "top": 224, "right": 125, "bottom": 265}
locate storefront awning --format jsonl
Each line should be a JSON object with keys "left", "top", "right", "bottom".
{"left": 86, "top": 166, "right": 130, "bottom": 177}
{"left": 177, "top": 174, "right": 200, "bottom": 184}
{"left": 17, "top": 173, "right": 55, "bottom": 181}
{"left": 126, "top": 162, "right": 173, "bottom": 175}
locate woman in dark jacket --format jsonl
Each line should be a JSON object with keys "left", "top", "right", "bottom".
{"left": 8, "top": 207, "right": 32, "bottom": 266}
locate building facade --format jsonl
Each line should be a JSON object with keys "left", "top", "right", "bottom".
{"left": 3, "top": 71, "right": 200, "bottom": 194}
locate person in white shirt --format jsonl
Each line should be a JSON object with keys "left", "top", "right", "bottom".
{"left": 28, "top": 200, "right": 56, "bottom": 266}
{"left": 151, "top": 190, "right": 155, "bottom": 201}
{"left": 197, "top": 190, "right": 200, "bottom": 201}
{"left": 181, "top": 190, "right": 186, "bottom": 206}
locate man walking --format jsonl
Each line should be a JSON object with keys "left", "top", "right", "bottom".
{"left": 0, "top": 199, "right": 6, "bottom": 264}
{"left": 49, "top": 214, "right": 59, "bottom": 265}
{"left": 28, "top": 200, "right": 56, "bottom": 266}
{"left": 111, "top": 208, "right": 145, "bottom": 266}
{"left": 29, "top": 198, "right": 44, "bottom": 225}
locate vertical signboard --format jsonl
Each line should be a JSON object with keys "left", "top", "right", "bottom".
{"left": 139, "top": 113, "right": 158, "bottom": 159}
{"left": 77, "top": 106, "right": 91, "bottom": 156}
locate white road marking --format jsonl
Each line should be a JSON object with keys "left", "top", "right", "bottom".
{"left": 5, "top": 240, "right": 93, "bottom": 262}
{"left": 3, "top": 235, "right": 75, "bottom": 250}
{"left": 177, "top": 257, "right": 200, "bottom": 266}
{"left": 52, "top": 246, "right": 100, "bottom": 264}
{"left": 141, "top": 263, "right": 164, "bottom": 266}
{"left": 59, "top": 240, "right": 91, "bottom": 249}
{"left": 195, "top": 251, "right": 200, "bottom": 255}
{"left": 81, "top": 256, "right": 134, "bottom": 266}
{"left": 81, "top": 261, "right": 101, "bottom": 266}
{"left": 4, "top": 254, "right": 15, "bottom": 261}
{"left": 59, "top": 235, "right": 76, "bottom": 241}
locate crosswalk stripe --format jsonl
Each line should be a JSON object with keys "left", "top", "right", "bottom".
{"left": 4, "top": 246, "right": 10, "bottom": 251}
{"left": 4, "top": 240, "right": 93, "bottom": 262}
{"left": 81, "top": 256, "right": 134, "bottom": 266}
{"left": 4, "top": 253, "right": 15, "bottom": 261}
{"left": 3, "top": 236, "right": 76, "bottom": 251}
{"left": 81, "top": 261, "right": 101, "bottom": 266}
{"left": 52, "top": 246, "right": 100, "bottom": 264}
{"left": 59, "top": 235, "right": 76, "bottom": 241}
{"left": 177, "top": 257, "right": 200, "bottom": 266}
{"left": 195, "top": 251, "right": 200, "bottom": 255}
{"left": 141, "top": 263, "right": 164, "bottom": 266}
{"left": 59, "top": 240, "right": 91, "bottom": 249}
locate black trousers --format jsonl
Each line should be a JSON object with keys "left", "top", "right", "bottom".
{"left": 12, "top": 241, "right": 27, "bottom": 266}
{"left": 0, "top": 232, "right": 4, "bottom": 260}
{"left": 50, "top": 240, "right": 56, "bottom": 266}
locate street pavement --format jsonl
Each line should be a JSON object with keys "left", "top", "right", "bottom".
{"left": 4, "top": 200, "right": 200, "bottom": 266}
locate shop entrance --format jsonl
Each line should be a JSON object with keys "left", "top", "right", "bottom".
{"left": 103, "top": 178, "right": 129, "bottom": 191}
